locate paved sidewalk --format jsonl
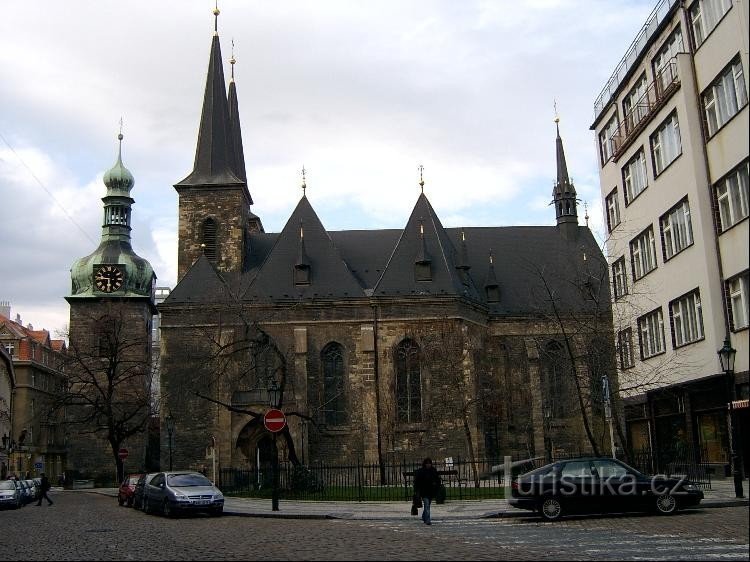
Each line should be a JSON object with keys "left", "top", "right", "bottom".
{"left": 79, "top": 478, "right": 748, "bottom": 520}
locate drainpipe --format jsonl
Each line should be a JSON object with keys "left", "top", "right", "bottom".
{"left": 372, "top": 301, "right": 385, "bottom": 484}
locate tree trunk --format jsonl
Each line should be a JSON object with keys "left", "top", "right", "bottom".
{"left": 462, "top": 411, "right": 480, "bottom": 488}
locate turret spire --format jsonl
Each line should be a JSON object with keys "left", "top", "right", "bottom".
{"left": 551, "top": 111, "right": 578, "bottom": 239}
{"left": 227, "top": 40, "right": 248, "bottom": 185}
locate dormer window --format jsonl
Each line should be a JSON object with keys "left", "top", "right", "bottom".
{"left": 486, "top": 284, "right": 500, "bottom": 303}
{"left": 294, "top": 263, "right": 311, "bottom": 285}
{"left": 415, "top": 261, "right": 431, "bottom": 282}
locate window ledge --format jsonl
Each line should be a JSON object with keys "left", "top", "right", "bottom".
{"left": 673, "top": 336, "right": 706, "bottom": 351}
{"left": 719, "top": 214, "right": 749, "bottom": 236}
{"left": 654, "top": 151, "right": 683, "bottom": 179}
{"left": 706, "top": 103, "right": 749, "bottom": 141}
{"left": 663, "top": 241, "right": 695, "bottom": 263}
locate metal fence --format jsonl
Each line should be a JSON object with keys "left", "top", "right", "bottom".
{"left": 220, "top": 456, "right": 518, "bottom": 501}
{"left": 219, "top": 446, "right": 713, "bottom": 500}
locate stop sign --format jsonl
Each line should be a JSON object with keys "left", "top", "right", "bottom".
{"left": 263, "top": 409, "right": 287, "bottom": 433}
{"left": 118, "top": 448, "right": 129, "bottom": 460}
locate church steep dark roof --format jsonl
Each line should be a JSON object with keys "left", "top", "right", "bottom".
{"left": 176, "top": 34, "right": 243, "bottom": 187}
{"left": 164, "top": 254, "right": 233, "bottom": 304}
{"left": 242, "top": 196, "right": 365, "bottom": 301}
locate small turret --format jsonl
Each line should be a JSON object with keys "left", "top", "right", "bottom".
{"left": 552, "top": 117, "right": 579, "bottom": 240}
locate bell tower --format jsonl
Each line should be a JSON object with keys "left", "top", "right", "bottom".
{"left": 551, "top": 117, "right": 579, "bottom": 240}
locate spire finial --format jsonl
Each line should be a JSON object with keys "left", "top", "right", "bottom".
{"left": 461, "top": 227, "right": 466, "bottom": 242}
{"left": 489, "top": 249, "right": 494, "bottom": 265}
{"left": 584, "top": 201, "right": 590, "bottom": 227}
{"left": 213, "top": 1, "right": 220, "bottom": 35}
{"left": 301, "top": 165, "right": 307, "bottom": 196}
{"left": 230, "top": 38, "right": 236, "bottom": 80}
{"left": 117, "top": 117, "right": 124, "bottom": 161}
{"left": 300, "top": 220, "right": 304, "bottom": 240}
{"left": 418, "top": 164, "right": 424, "bottom": 193}
{"left": 554, "top": 99, "right": 560, "bottom": 135}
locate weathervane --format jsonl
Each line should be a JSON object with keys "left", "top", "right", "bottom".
{"left": 418, "top": 164, "right": 424, "bottom": 193}
{"left": 213, "top": 1, "right": 220, "bottom": 34}
{"left": 230, "top": 39, "right": 236, "bottom": 79}
{"left": 301, "top": 165, "right": 307, "bottom": 196}
{"left": 118, "top": 117, "right": 124, "bottom": 142}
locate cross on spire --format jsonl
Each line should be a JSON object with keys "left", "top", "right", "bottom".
{"left": 213, "top": 1, "right": 220, "bottom": 34}
{"left": 230, "top": 38, "right": 236, "bottom": 80}
{"left": 418, "top": 164, "right": 424, "bottom": 193}
{"left": 301, "top": 165, "right": 307, "bottom": 196}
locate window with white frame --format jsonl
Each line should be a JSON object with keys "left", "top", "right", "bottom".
{"left": 612, "top": 257, "right": 628, "bottom": 300}
{"left": 689, "top": 0, "right": 732, "bottom": 47}
{"left": 618, "top": 328, "right": 635, "bottom": 369}
{"left": 716, "top": 161, "right": 750, "bottom": 231}
{"left": 623, "top": 149, "right": 649, "bottom": 204}
{"left": 703, "top": 57, "right": 748, "bottom": 136}
{"left": 670, "top": 289, "right": 704, "bottom": 347}
{"left": 2, "top": 343, "right": 13, "bottom": 357}
{"left": 638, "top": 308, "right": 666, "bottom": 359}
{"left": 599, "top": 114, "right": 619, "bottom": 166}
{"left": 728, "top": 272, "right": 749, "bottom": 330}
{"left": 651, "top": 113, "right": 682, "bottom": 175}
{"left": 653, "top": 27, "right": 684, "bottom": 93}
{"left": 606, "top": 188, "right": 621, "bottom": 231}
{"left": 661, "top": 198, "right": 694, "bottom": 260}
{"left": 630, "top": 226, "right": 657, "bottom": 280}
{"left": 623, "top": 74, "right": 649, "bottom": 134}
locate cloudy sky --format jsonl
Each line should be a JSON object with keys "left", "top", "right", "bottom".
{"left": 0, "top": 0, "right": 654, "bottom": 337}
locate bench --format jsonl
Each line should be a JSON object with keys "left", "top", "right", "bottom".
{"left": 402, "top": 469, "right": 461, "bottom": 502}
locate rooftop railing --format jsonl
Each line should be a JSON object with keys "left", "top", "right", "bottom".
{"left": 593, "top": 0, "right": 679, "bottom": 122}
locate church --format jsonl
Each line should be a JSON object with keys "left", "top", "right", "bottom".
{"left": 67, "top": 8, "right": 617, "bottom": 480}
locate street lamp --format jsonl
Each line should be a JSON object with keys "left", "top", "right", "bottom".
{"left": 718, "top": 337, "right": 743, "bottom": 498}
{"left": 268, "top": 379, "right": 281, "bottom": 511}
{"left": 165, "top": 413, "right": 175, "bottom": 472}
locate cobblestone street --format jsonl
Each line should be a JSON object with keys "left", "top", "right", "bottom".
{"left": 1, "top": 493, "right": 748, "bottom": 561}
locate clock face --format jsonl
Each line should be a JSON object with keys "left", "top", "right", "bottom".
{"left": 94, "top": 265, "right": 124, "bottom": 293}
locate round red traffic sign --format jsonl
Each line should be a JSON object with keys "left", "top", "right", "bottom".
{"left": 118, "top": 448, "right": 129, "bottom": 460}
{"left": 263, "top": 409, "right": 287, "bottom": 433}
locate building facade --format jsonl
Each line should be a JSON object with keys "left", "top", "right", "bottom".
{"left": 591, "top": 0, "right": 749, "bottom": 475}
{"left": 0, "top": 309, "right": 67, "bottom": 481}
{"left": 158, "top": 12, "right": 618, "bottom": 476}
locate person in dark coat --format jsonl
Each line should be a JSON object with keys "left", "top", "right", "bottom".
{"left": 36, "top": 473, "right": 53, "bottom": 506}
{"left": 413, "top": 457, "right": 441, "bottom": 525}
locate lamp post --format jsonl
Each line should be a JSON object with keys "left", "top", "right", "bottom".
{"left": 268, "top": 379, "right": 281, "bottom": 511}
{"left": 718, "top": 338, "right": 744, "bottom": 498}
{"left": 165, "top": 413, "right": 175, "bottom": 472}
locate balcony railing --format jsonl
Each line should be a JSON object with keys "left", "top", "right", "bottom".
{"left": 593, "top": 0, "right": 679, "bottom": 121}
{"left": 606, "top": 59, "right": 680, "bottom": 163}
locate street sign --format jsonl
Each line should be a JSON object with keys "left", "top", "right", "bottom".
{"left": 34, "top": 462, "right": 44, "bottom": 470}
{"left": 263, "top": 409, "right": 287, "bottom": 433}
{"left": 118, "top": 448, "right": 129, "bottom": 460}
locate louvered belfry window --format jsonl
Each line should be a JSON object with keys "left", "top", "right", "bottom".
{"left": 202, "top": 218, "right": 218, "bottom": 261}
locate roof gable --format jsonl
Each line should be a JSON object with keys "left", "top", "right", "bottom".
{"left": 243, "top": 196, "right": 364, "bottom": 301}
{"left": 374, "top": 194, "right": 480, "bottom": 299}
{"left": 165, "top": 254, "right": 234, "bottom": 304}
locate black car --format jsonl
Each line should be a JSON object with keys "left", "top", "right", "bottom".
{"left": 510, "top": 457, "right": 704, "bottom": 521}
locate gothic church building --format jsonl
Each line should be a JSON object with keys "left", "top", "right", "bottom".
{"left": 157, "top": 14, "right": 616, "bottom": 473}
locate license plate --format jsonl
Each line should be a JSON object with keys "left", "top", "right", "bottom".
{"left": 194, "top": 500, "right": 210, "bottom": 505}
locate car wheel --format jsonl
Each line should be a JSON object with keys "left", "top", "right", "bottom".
{"left": 163, "top": 499, "right": 174, "bottom": 518}
{"left": 143, "top": 498, "right": 152, "bottom": 514}
{"left": 118, "top": 495, "right": 125, "bottom": 506}
{"left": 655, "top": 494, "right": 677, "bottom": 515}
{"left": 539, "top": 497, "right": 564, "bottom": 521}
{"left": 127, "top": 497, "right": 133, "bottom": 508}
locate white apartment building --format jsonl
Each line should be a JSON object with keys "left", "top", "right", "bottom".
{"left": 592, "top": 0, "right": 748, "bottom": 476}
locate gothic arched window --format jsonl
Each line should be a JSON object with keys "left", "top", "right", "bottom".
{"left": 395, "top": 339, "right": 422, "bottom": 423}
{"left": 542, "top": 341, "right": 572, "bottom": 418}
{"left": 322, "top": 342, "right": 346, "bottom": 426}
{"left": 201, "top": 218, "right": 218, "bottom": 262}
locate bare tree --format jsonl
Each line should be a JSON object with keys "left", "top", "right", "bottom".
{"left": 58, "top": 311, "right": 153, "bottom": 483}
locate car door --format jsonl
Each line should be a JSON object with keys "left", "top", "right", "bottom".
{"left": 558, "top": 460, "right": 598, "bottom": 514}
{"left": 591, "top": 459, "right": 636, "bottom": 513}
{"left": 146, "top": 473, "right": 165, "bottom": 510}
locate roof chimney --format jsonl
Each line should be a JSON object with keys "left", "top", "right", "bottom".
{"left": 15, "top": 313, "right": 21, "bottom": 325}
{"left": 0, "top": 301, "right": 9, "bottom": 318}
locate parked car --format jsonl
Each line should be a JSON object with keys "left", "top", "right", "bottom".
{"left": 133, "top": 472, "right": 158, "bottom": 511}
{"left": 17, "top": 480, "right": 34, "bottom": 504}
{"left": 510, "top": 457, "right": 704, "bottom": 521}
{"left": 0, "top": 480, "right": 23, "bottom": 509}
{"left": 24, "top": 479, "right": 39, "bottom": 501}
{"left": 144, "top": 471, "right": 224, "bottom": 517}
{"left": 118, "top": 473, "right": 144, "bottom": 507}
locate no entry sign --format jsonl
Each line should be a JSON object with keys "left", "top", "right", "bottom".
{"left": 263, "top": 409, "right": 287, "bottom": 433}
{"left": 118, "top": 448, "right": 129, "bottom": 460}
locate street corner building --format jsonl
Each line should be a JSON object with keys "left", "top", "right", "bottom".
{"left": 153, "top": 9, "right": 620, "bottom": 475}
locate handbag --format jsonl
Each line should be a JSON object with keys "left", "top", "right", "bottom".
{"left": 410, "top": 504, "right": 418, "bottom": 516}
{"left": 411, "top": 493, "right": 422, "bottom": 515}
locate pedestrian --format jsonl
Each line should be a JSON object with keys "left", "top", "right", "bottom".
{"left": 414, "top": 457, "right": 441, "bottom": 525}
{"left": 36, "top": 473, "right": 53, "bottom": 506}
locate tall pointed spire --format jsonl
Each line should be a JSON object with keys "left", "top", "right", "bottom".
{"left": 551, "top": 112, "right": 578, "bottom": 238}
{"left": 176, "top": 5, "right": 240, "bottom": 186}
{"left": 227, "top": 39, "right": 248, "bottom": 186}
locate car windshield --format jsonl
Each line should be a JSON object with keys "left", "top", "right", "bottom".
{"left": 0, "top": 481, "right": 15, "bottom": 490}
{"left": 128, "top": 476, "right": 140, "bottom": 485}
{"left": 168, "top": 474, "right": 212, "bottom": 487}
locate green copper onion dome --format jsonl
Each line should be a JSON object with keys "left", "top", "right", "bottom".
{"left": 102, "top": 133, "right": 135, "bottom": 195}
{"left": 68, "top": 132, "right": 156, "bottom": 299}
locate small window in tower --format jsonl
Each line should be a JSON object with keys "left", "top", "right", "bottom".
{"left": 294, "top": 264, "right": 311, "bottom": 285}
{"left": 202, "top": 218, "right": 218, "bottom": 261}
